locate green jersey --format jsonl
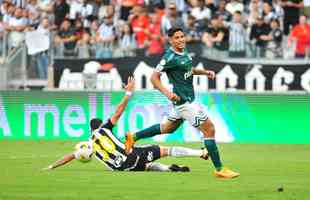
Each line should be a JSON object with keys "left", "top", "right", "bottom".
{"left": 155, "top": 47, "right": 194, "bottom": 105}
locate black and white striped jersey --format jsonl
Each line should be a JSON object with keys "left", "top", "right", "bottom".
{"left": 91, "top": 119, "right": 128, "bottom": 170}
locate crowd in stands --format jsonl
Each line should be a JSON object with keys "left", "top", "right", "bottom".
{"left": 1, "top": 0, "right": 310, "bottom": 78}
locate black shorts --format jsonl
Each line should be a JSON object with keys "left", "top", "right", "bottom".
{"left": 121, "top": 145, "right": 161, "bottom": 171}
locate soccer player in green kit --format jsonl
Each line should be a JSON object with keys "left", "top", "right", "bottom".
{"left": 125, "top": 27, "right": 239, "bottom": 178}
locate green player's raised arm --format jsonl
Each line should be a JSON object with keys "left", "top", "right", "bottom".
{"left": 110, "top": 76, "right": 135, "bottom": 125}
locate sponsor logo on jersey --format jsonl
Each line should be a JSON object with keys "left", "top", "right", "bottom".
{"left": 147, "top": 151, "right": 154, "bottom": 161}
{"left": 114, "top": 155, "right": 124, "bottom": 167}
{"left": 184, "top": 70, "right": 193, "bottom": 80}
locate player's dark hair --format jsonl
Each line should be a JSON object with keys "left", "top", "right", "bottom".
{"left": 167, "top": 27, "right": 184, "bottom": 37}
{"left": 90, "top": 118, "right": 103, "bottom": 131}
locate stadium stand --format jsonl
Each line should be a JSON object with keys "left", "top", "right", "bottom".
{"left": 0, "top": 0, "right": 309, "bottom": 89}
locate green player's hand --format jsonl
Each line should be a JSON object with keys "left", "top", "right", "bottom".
{"left": 167, "top": 92, "right": 181, "bottom": 102}
{"left": 206, "top": 70, "right": 215, "bottom": 80}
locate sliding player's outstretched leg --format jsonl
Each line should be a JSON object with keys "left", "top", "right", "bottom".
{"left": 199, "top": 119, "right": 240, "bottom": 179}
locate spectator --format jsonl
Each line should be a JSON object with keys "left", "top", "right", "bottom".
{"left": 37, "top": 0, "right": 54, "bottom": 21}
{"left": 185, "top": 14, "right": 204, "bottom": 56}
{"left": 228, "top": 11, "right": 247, "bottom": 57}
{"left": 153, "top": 4, "right": 165, "bottom": 24}
{"left": 202, "top": 15, "right": 229, "bottom": 57}
{"left": 26, "top": 0, "right": 38, "bottom": 12}
{"left": 89, "top": 19, "right": 98, "bottom": 39}
{"left": 161, "top": 3, "right": 185, "bottom": 36}
{"left": 288, "top": 15, "right": 310, "bottom": 58}
{"left": 54, "top": 0, "right": 70, "bottom": 28}
{"left": 262, "top": 2, "right": 277, "bottom": 24}
{"left": 54, "top": 19, "right": 77, "bottom": 57}
{"left": 92, "top": 0, "right": 105, "bottom": 21}
{"left": 76, "top": 30, "right": 91, "bottom": 58}
{"left": 129, "top": 6, "right": 150, "bottom": 53}
{"left": 215, "top": 0, "right": 231, "bottom": 22}
{"left": 120, "top": 0, "right": 137, "bottom": 21}
{"left": 35, "top": 17, "right": 50, "bottom": 78}
{"left": 146, "top": 0, "right": 165, "bottom": 11}
{"left": 5, "top": 7, "right": 28, "bottom": 48}
{"left": 95, "top": 14, "right": 116, "bottom": 58}
{"left": 28, "top": 6, "right": 40, "bottom": 28}
{"left": 190, "top": 0, "right": 212, "bottom": 21}
{"left": 80, "top": 0, "right": 94, "bottom": 28}
{"left": 116, "top": 22, "right": 136, "bottom": 57}
{"left": 225, "top": 0, "right": 244, "bottom": 15}
{"left": 206, "top": 0, "right": 217, "bottom": 15}
{"left": 89, "top": 19, "right": 98, "bottom": 42}
{"left": 185, "top": 15, "right": 202, "bottom": 42}
{"left": 21, "top": 8, "right": 30, "bottom": 25}
{"left": 247, "top": 0, "right": 263, "bottom": 26}
{"left": 74, "top": 18, "right": 85, "bottom": 41}
{"left": 273, "top": 0, "right": 284, "bottom": 19}
{"left": 146, "top": 12, "right": 164, "bottom": 56}
{"left": 2, "top": 4, "right": 16, "bottom": 26}
{"left": 265, "top": 18, "right": 283, "bottom": 58}
{"left": 281, "top": 0, "right": 303, "bottom": 35}
{"left": 249, "top": 16, "right": 271, "bottom": 57}
{"left": 26, "top": 0, "right": 40, "bottom": 25}
{"left": 88, "top": 19, "right": 98, "bottom": 56}
{"left": 11, "top": 0, "right": 26, "bottom": 7}
{"left": 103, "top": 5, "right": 118, "bottom": 28}
{"left": 173, "top": 0, "right": 187, "bottom": 14}
{"left": 1, "top": 1, "right": 9, "bottom": 16}
{"left": 68, "top": 0, "right": 82, "bottom": 21}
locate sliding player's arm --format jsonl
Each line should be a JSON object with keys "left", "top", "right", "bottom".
{"left": 42, "top": 153, "right": 75, "bottom": 170}
{"left": 110, "top": 76, "right": 135, "bottom": 125}
{"left": 192, "top": 68, "right": 215, "bottom": 80}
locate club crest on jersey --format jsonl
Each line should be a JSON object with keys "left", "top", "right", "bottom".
{"left": 156, "top": 59, "right": 166, "bottom": 72}
{"left": 184, "top": 70, "right": 193, "bottom": 80}
{"left": 188, "top": 55, "right": 192, "bottom": 60}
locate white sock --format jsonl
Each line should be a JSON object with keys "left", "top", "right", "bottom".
{"left": 146, "top": 162, "right": 170, "bottom": 172}
{"left": 169, "top": 147, "right": 203, "bottom": 157}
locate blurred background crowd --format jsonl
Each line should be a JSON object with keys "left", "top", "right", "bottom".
{"left": 0, "top": 0, "right": 310, "bottom": 79}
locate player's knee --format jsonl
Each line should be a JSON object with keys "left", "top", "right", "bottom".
{"left": 200, "top": 120, "right": 215, "bottom": 137}
{"left": 161, "top": 123, "right": 177, "bottom": 134}
{"left": 160, "top": 124, "right": 169, "bottom": 134}
{"left": 161, "top": 119, "right": 182, "bottom": 134}
{"left": 209, "top": 124, "right": 215, "bottom": 136}
{"left": 207, "top": 121, "right": 215, "bottom": 136}
{"left": 159, "top": 147, "right": 169, "bottom": 157}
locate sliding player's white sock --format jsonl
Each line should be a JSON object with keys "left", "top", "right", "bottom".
{"left": 146, "top": 162, "right": 170, "bottom": 172}
{"left": 169, "top": 147, "right": 203, "bottom": 157}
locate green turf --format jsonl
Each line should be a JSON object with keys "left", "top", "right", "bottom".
{"left": 0, "top": 141, "right": 309, "bottom": 200}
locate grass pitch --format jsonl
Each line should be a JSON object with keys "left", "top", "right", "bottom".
{"left": 0, "top": 141, "right": 309, "bottom": 200}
